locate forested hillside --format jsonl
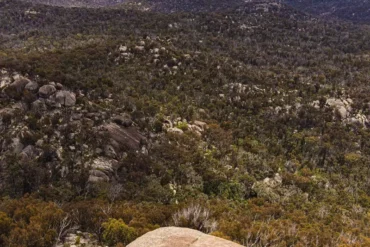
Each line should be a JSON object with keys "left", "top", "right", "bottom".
{"left": 21, "top": 0, "right": 246, "bottom": 11}
{"left": 285, "top": 0, "right": 370, "bottom": 23}
{"left": 1, "top": 0, "right": 370, "bottom": 246}
{"left": 20, "top": 0, "right": 127, "bottom": 8}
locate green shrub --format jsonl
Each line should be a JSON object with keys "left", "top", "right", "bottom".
{"left": 176, "top": 122, "right": 189, "bottom": 131}
{"left": 102, "top": 218, "right": 136, "bottom": 246}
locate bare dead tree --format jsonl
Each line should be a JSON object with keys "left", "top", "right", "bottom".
{"left": 54, "top": 214, "right": 79, "bottom": 247}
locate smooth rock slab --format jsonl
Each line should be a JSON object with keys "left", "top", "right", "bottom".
{"left": 127, "top": 227, "right": 243, "bottom": 247}
{"left": 99, "top": 123, "right": 145, "bottom": 151}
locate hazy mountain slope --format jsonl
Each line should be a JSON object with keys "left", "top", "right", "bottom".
{"left": 286, "top": 0, "right": 370, "bottom": 23}
{"left": 21, "top": 0, "right": 246, "bottom": 12}
{"left": 20, "top": 0, "right": 127, "bottom": 7}
{"left": 141, "top": 0, "right": 245, "bottom": 12}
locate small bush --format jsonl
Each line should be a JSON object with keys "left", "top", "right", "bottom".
{"left": 102, "top": 218, "right": 136, "bottom": 246}
{"left": 176, "top": 122, "right": 189, "bottom": 131}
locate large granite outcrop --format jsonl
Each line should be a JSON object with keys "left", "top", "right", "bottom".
{"left": 127, "top": 227, "right": 243, "bottom": 247}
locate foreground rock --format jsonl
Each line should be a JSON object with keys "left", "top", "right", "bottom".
{"left": 127, "top": 227, "right": 243, "bottom": 247}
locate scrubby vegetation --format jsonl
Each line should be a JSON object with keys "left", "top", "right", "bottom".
{"left": 1, "top": 0, "right": 370, "bottom": 246}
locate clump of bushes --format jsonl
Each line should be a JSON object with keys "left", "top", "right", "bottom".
{"left": 102, "top": 218, "right": 136, "bottom": 246}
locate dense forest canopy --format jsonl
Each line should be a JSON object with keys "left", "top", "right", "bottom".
{"left": 1, "top": 0, "right": 370, "bottom": 246}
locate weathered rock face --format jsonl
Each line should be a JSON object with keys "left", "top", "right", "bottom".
{"left": 326, "top": 98, "right": 352, "bottom": 120}
{"left": 99, "top": 123, "right": 146, "bottom": 151}
{"left": 324, "top": 98, "right": 369, "bottom": 127}
{"left": 193, "top": 120, "right": 207, "bottom": 130}
{"left": 9, "top": 138, "right": 24, "bottom": 154}
{"left": 88, "top": 157, "right": 118, "bottom": 183}
{"left": 0, "top": 74, "right": 11, "bottom": 89}
{"left": 38, "top": 84, "right": 56, "bottom": 98}
{"left": 163, "top": 118, "right": 207, "bottom": 136}
{"left": 252, "top": 173, "right": 283, "bottom": 202}
{"left": 104, "top": 144, "right": 117, "bottom": 158}
{"left": 56, "top": 82, "right": 64, "bottom": 90}
{"left": 112, "top": 114, "right": 133, "bottom": 127}
{"left": 54, "top": 90, "right": 76, "bottom": 106}
{"left": 347, "top": 113, "right": 367, "bottom": 127}
{"left": 4, "top": 77, "right": 31, "bottom": 99}
{"left": 167, "top": 127, "right": 184, "bottom": 135}
{"left": 25, "top": 81, "right": 39, "bottom": 92}
{"left": 20, "top": 145, "right": 40, "bottom": 161}
{"left": 127, "top": 227, "right": 243, "bottom": 247}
